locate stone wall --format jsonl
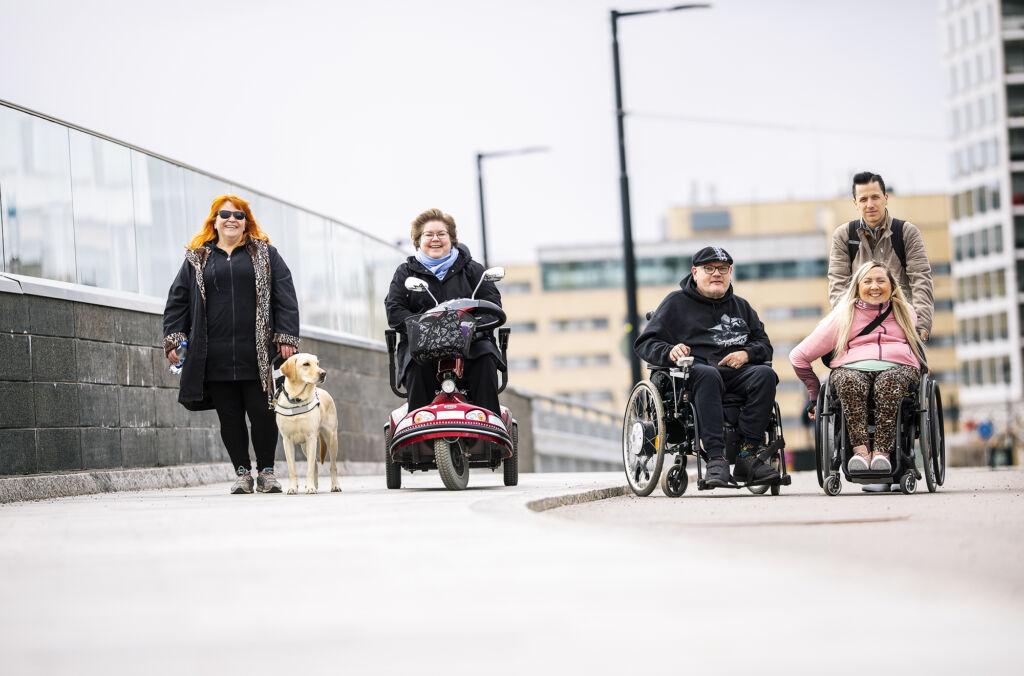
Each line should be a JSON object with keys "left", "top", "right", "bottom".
{"left": 0, "top": 289, "right": 534, "bottom": 477}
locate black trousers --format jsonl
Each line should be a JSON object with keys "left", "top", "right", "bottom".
{"left": 206, "top": 380, "right": 278, "bottom": 471}
{"left": 405, "top": 354, "right": 501, "bottom": 414}
{"left": 688, "top": 363, "right": 777, "bottom": 459}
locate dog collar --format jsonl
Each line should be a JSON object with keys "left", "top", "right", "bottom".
{"left": 274, "top": 389, "right": 321, "bottom": 416}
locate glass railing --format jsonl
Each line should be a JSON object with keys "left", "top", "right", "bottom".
{"left": 0, "top": 100, "right": 405, "bottom": 344}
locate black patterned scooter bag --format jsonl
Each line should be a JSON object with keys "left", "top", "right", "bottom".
{"left": 407, "top": 310, "right": 475, "bottom": 364}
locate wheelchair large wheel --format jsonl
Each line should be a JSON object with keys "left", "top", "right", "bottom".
{"left": 918, "top": 379, "right": 937, "bottom": 493}
{"left": 622, "top": 380, "right": 666, "bottom": 497}
{"left": 931, "top": 383, "right": 946, "bottom": 486}
{"left": 814, "top": 384, "right": 838, "bottom": 488}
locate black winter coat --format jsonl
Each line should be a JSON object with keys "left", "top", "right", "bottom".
{"left": 634, "top": 274, "right": 773, "bottom": 368}
{"left": 162, "top": 237, "right": 300, "bottom": 409}
{"left": 384, "top": 244, "right": 504, "bottom": 385}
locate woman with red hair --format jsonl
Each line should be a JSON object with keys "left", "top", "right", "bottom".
{"left": 162, "top": 194, "right": 300, "bottom": 494}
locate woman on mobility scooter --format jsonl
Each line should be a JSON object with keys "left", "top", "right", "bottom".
{"left": 790, "top": 260, "right": 936, "bottom": 494}
{"left": 383, "top": 208, "right": 515, "bottom": 490}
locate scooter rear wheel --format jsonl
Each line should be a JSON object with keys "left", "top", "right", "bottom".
{"left": 384, "top": 425, "right": 401, "bottom": 489}
{"left": 436, "top": 438, "right": 469, "bottom": 490}
{"left": 503, "top": 423, "right": 519, "bottom": 486}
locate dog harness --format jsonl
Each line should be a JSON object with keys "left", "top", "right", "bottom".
{"left": 274, "top": 388, "right": 321, "bottom": 416}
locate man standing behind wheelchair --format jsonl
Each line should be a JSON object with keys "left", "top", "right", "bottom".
{"left": 790, "top": 261, "right": 926, "bottom": 474}
{"left": 634, "top": 246, "right": 780, "bottom": 488}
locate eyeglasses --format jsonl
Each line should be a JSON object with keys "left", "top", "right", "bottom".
{"left": 702, "top": 264, "right": 731, "bottom": 274}
{"left": 217, "top": 210, "right": 246, "bottom": 220}
{"left": 423, "top": 231, "right": 449, "bottom": 240}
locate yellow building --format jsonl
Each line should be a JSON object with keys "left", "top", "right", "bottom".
{"left": 501, "top": 193, "right": 956, "bottom": 465}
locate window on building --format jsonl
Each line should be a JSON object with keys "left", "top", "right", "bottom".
{"left": 502, "top": 281, "right": 532, "bottom": 295}
{"left": 550, "top": 317, "right": 609, "bottom": 332}
{"left": 933, "top": 262, "right": 952, "bottom": 276}
{"left": 961, "top": 361, "right": 971, "bottom": 387}
{"left": 506, "top": 321, "right": 537, "bottom": 333}
{"left": 935, "top": 298, "right": 955, "bottom": 312}
{"left": 1003, "top": 356, "right": 1012, "bottom": 383}
{"left": 556, "top": 390, "right": 614, "bottom": 405}
{"left": 977, "top": 184, "right": 988, "bottom": 213}
{"left": 1006, "top": 39, "right": 1024, "bottom": 73}
{"left": 980, "top": 227, "right": 990, "bottom": 256}
{"left": 992, "top": 181, "right": 1002, "bottom": 210}
{"left": 552, "top": 354, "right": 611, "bottom": 369}
{"left": 998, "top": 312, "right": 1009, "bottom": 340}
{"left": 996, "top": 269, "right": 1007, "bottom": 297}
{"left": 1003, "top": 81, "right": 1024, "bottom": 114}
{"left": 1007, "top": 172, "right": 1024, "bottom": 203}
{"left": 691, "top": 210, "right": 731, "bottom": 231}
{"left": 762, "top": 306, "right": 822, "bottom": 320}
{"left": 967, "top": 231, "right": 977, "bottom": 258}
{"left": 993, "top": 223, "right": 1004, "bottom": 253}
{"left": 507, "top": 357, "right": 539, "bottom": 371}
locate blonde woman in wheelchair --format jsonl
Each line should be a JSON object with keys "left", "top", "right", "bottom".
{"left": 790, "top": 260, "right": 925, "bottom": 474}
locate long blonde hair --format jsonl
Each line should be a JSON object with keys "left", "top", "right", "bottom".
{"left": 827, "top": 260, "right": 925, "bottom": 364}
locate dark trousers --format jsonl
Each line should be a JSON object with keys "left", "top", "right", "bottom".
{"left": 206, "top": 380, "right": 278, "bottom": 471}
{"left": 688, "top": 363, "right": 777, "bottom": 458}
{"left": 405, "top": 354, "right": 501, "bottom": 414}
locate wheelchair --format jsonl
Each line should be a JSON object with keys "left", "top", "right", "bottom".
{"left": 813, "top": 366, "right": 946, "bottom": 496}
{"left": 622, "top": 356, "right": 792, "bottom": 497}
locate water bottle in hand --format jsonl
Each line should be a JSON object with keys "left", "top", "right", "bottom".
{"left": 169, "top": 341, "right": 188, "bottom": 375}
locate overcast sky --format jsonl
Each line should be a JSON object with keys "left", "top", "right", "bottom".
{"left": 0, "top": 0, "right": 946, "bottom": 263}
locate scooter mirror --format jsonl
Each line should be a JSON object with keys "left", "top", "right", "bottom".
{"left": 482, "top": 267, "right": 505, "bottom": 282}
{"left": 405, "top": 277, "right": 429, "bottom": 293}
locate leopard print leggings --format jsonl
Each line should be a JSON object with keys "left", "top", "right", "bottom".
{"left": 831, "top": 365, "right": 920, "bottom": 454}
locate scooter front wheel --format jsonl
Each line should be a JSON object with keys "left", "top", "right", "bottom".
{"left": 435, "top": 438, "right": 469, "bottom": 490}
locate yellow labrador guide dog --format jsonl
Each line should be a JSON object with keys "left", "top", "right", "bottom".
{"left": 274, "top": 353, "right": 341, "bottom": 494}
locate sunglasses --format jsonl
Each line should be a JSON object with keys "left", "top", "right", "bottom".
{"left": 217, "top": 210, "right": 246, "bottom": 220}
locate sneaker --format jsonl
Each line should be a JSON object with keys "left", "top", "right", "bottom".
{"left": 256, "top": 468, "right": 282, "bottom": 493}
{"left": 862, "top": 483, "right": 894, "bottom": 493}
{"left": 870, "top": 451, "right": 892, "bottom": 472}
{"left": 705, "top": 456, "right": 733, "bottom": 488}
{"left": 230, "top": 467, "right": 254, "bottom": 494}
{"left": 734, "top": 453, "right": 780, "bottom": 483}
{"left": 847, "top": 453, "right": 870, "bottom": 472}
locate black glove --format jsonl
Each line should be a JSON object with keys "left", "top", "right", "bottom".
{"left": 805, "top": 400, "right": 817, "bottom": 418}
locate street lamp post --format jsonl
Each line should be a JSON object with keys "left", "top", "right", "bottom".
{"left": 610, "top": 4, "right": 710, "bottom": 385}
{"left": 475, "top": 146, "right": 550, "bottom": 268}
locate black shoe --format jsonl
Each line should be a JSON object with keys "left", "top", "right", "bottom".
{"left": 705, "top": 457, "right": 732, "bottom": 488}
{"left": 734, "top": 454, "right": 780, "bottom": 484}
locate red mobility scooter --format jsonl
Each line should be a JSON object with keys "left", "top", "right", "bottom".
{"left": 384, "top": 268, "right": 518, "bottom": 490}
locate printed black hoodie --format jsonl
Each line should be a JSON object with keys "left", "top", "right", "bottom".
{"left": 633, "top": 274, "right": 773, "bottom": 368}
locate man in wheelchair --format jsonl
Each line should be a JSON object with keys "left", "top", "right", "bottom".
{"left": 634, "top": 246, "right": 780, "bottom": 488}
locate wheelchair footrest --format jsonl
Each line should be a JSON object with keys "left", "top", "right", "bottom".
{"left": 780, "top": 475, "right": 792, "bottom": 486}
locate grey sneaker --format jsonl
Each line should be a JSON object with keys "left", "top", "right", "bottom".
{"left": 230, "top": 467, "right": 254, "bottom": 494}
{"left": 256, "top": 468, "right": 282, "bottom": 493}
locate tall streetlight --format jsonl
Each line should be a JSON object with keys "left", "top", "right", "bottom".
{"left": 476, "top": 146, "right": 549, "bottom": 268}
{"left": 611, "top": 4, "right": 710, "bottom": 384}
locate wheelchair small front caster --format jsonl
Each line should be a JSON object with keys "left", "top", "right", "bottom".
{"left": 661, "top": 463, "right": 687, "bottom": 498}
{"left": 900, "top": 471, "right": 917, "bottom": 494}
{"left": 824, "top": 474, "right": 842, "bottom": 496}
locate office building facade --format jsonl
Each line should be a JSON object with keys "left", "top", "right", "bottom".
{"left": 942, "top": 0, "right": 1023, "bottom": 434}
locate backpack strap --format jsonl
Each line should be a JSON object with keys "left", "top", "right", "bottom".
{"left": 846, "top": 220, "right": 859, "bottom": 263}
{"left": 890, "top": 218, "right": 907, "bottom": 270}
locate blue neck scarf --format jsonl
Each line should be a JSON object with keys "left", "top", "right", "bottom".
{"left": 415, "top": 248, "right": 459, "bottom": 281}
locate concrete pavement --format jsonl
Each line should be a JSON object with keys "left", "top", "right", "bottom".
{"left": 0, "top": 467, "right": 1021, "bottom": 675}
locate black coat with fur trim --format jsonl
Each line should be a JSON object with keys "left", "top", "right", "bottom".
{"left": 162, "top": 237, "right": 300, "bottom": 409}
{"left": 385, "top": 243, "right": 505, "bottom": 386}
